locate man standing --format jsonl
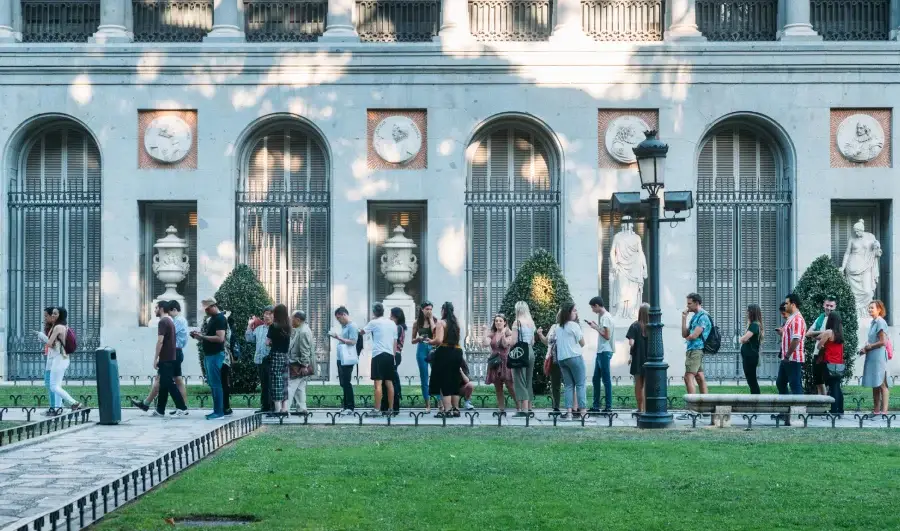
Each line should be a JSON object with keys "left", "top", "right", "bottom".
{"left": 287, "top": 310, "right": 314, "bottom": 413}
{"left": 191, "top": 298, "right": 228, "bottom": 420}
{"left": 130, "top": 300, "right": 189, "bottom": 413}
{"left": 586, "top": 296, "right": 614, "bottom": 413}
{"left": 330, "top": 307, "right": 358, "bottom": 414}
{"left": 778, "top": 293, "right": 807, "bottom": 396}
{"left": 245, "top": 305, "right": 274, "bottom": 413}
{"left": 806, "top": 295, "right": 837, "bottom": 396}
{"left": 154, "top": 301, "right": 188, "bottom": 417}
{"left": 681, "top": 293, "right": 710, "bottom": 396}
{"left": 361, "top": 303, "right": 397, "bottom": 417}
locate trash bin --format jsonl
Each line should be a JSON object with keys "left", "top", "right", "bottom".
{"left": 95, "top": 347, "right": 121, "bottom": 425}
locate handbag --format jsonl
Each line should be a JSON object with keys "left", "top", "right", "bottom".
{"left": 487, "top": 353, "right": 502, "bottom": 370}
{"left": 826, "top": 363, "right": 845, "bottom": 378}
{"left": 289, "top": 363, "right": 314, "bottom": 378}
{"left": 506, "top": 324, "right": 530, "bottom": 369}
{"left": 542, "top": 345, "right": 554, "bottom": 377}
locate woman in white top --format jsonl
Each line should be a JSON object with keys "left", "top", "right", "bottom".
{"left": 510, "top": 301, "right": 536, "bottom": 416}
{"left": 554, "top": 302, "right": 587, "bottom": 420}
{"left": 44, "top": 307, "right": 81, "bottom": 410}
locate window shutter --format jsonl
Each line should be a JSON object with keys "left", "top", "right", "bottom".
{"left": 489, "top": 130, "right": 509, "bottom": 192}
{"left": 470, "top": 208, "right": 489, "bottom": 341}
{"left": 471, "top": 141, "right": 488, "bottom": 192}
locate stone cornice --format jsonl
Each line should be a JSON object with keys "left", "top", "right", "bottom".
{"left": 1, "top": 43, "right": 899, "bottom": 83}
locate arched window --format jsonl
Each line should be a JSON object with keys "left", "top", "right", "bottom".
{"left": 236, "top": 123, "right": 330, "bottom": 377}
{"left": 7, "top": 124, "right": 102, "bottom": 379}
{"left": 466, "top": 120, "right": 560, "bottom": 352}
{"left": 696, "top": 124, "right": 792, "bottom": 380}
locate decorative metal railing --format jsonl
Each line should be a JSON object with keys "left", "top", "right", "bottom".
{"left": 20, "top": 0, "right": 101, "bottom": 42}
{"left": 244, "top": 0, "right": 327, "bottom": 41}
{"left": 132, "top": 0, "right": 214, "bottom": 42}
{"left": 695, "top": 0, "right": 777, "bottom": 40}
{"left": 810, "top": 0, "right": 890, "bottom": 40}
{"left": 468, "top": 0, "right": 553, "bottom": 41}
{"left": 581, "top": 0, "right": 664, "bottom": 41}
{"left": 355, "top": 0, "right": 440, "bottom": 42}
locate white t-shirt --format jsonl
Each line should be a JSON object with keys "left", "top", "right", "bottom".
{"left": 363, "top": 316, "right": 398, "bottom": 357}
{"left": 596, "top": 311, "right": 615, "bottom": 353}
{"left": 555, "top": 321, "right": 584, "bottom": 362}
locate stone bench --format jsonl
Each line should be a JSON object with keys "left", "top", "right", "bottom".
{"left": 683, "top": 394, "right": 835, "bottom": 427}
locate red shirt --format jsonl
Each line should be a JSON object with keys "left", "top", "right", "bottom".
{"left": 823, "top": 341, "right": 843, "bottom": 365}
{"left": 780, "top": 312, "right": 807, "bottom": 363}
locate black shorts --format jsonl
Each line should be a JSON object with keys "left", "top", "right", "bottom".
{"left": 371, "top": 352, "right": 396, "bottom": 381}
{"left": 812, "top": 359, "right": 827, "bottom": 385}
{"left": 173, "top": 349, "right": 184, "bottom": 378}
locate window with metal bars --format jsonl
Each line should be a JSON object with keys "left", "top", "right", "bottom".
{"left": 236, "top": 125, "right": 331, "bottom": 378}
{"left": 7, "top": 126, "right": 102, "bottom": 380}
{"left": 465, "top": 122, "right": 560, "bottom": 350}
{"left": 696, "top": 125, "right": 792, "bottom": 380}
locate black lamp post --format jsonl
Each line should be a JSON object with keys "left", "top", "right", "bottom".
{"left": 612, "top": 130, "right": 693, "bottom": 429}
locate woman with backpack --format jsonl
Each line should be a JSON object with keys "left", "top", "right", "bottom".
{"left": 46, "top": 307, "right": 81, "bottom": 410}
{"left": 36, "top": 307, "right": 59, "bottom": 416}
{"left": 816, "top": 311, "right": 845, "bottom": 414}
{"left": 509, "top": 301, "right": 536, "bottom": 417}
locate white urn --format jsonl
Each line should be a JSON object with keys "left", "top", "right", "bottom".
{"left": 380, "top": 226, "right": 418, "bottom": 302}
{"left": 150, "top": 226, "right": 190, "bottom": 321}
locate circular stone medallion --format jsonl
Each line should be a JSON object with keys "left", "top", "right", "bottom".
{"left": 605, "top": 115, "right": 651, "bottom": 164}
{"left": 373, "top": 116, "right": 423, "bottom": 164}
{"left": 144, "top": 115, "right": 193, "bottom": 164}
{"left": 836, "top": 114, "right": 885, "bottom": 163}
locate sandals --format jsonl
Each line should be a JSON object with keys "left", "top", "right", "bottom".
{"left": 70, "top": 403, "right": 82, "bottom": 411}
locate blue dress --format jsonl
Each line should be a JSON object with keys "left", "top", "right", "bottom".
{"left": 861, "top": 317, "right": 891, "bottom": 388}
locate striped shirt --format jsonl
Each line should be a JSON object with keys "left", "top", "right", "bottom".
{"left": 781, "top": 312, "right": 807, "bottom": 363}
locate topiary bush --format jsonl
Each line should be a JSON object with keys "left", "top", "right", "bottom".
{"left": 793, "top": 255, "right": 858, "bottom": 392}
{"left": 197, "top": 264, "right": 273, "bottom": 393}
{"left": 498, "top": 249, "right": 573, "bottom": 395}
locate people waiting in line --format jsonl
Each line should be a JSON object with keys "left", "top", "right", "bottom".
{"left": 287, "top": 310, "right": 314, "bottom": 414}
{"left": 861, "top": 300, "right": 891, "bottom": 416}
{"left": 330, "top": 306, "right": 359, "bottom": 414}
{"left": 739, "top": 304, "right": 764, "bottom": 395}
{"left": 191, "top": 298, "right": 228, "bottom": 420}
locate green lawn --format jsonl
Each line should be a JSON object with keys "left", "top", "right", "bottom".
{"left": 2, "top": 383, "right": 896, "bottom": 410}
{"left": 0, "top": 421, "right": 23, "bottom": 430}
{"left": 93, "top": 427, "right": 900, "bottom": 531}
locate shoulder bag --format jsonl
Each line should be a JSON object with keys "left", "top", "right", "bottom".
{"left": 506, "top": 323, "right": 530, "bottom": 369}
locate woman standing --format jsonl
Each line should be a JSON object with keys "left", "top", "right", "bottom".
{"left": 816, "top": 311, "right": 845, "bottom": 415}
{"left": 859, "top": 300, "right": 891, "bottom": 415}
{"left": 427, "top": 302, "right": 464, "bottom": 417}
{"left": 510, "top": 301, "right": 536, "bottom": 416}
{"left": 266, "top": 304, "right": 292, "bottom": 414}
{"left": 536, "top": 311, "right": 562, "bottom": 412}
{"left": 380, "top": 307, "right": 406, "bottom": 414}
{"left": 46, "top": 308, "right": 80, "bottom": 410}
{"left": 37, "top": 307, "right": 59, "bottom": 415}
{"left": 411, "top": 301, "right": 436, "bottom": 413}
{"left": 738, "top": 304, "right": 764, "bottom": 394}
{"left": 626, "top": 303, "right": 650, "bottom": 411}
{"left": 482, "top": 313, "right": 517, "bottom": 413}
{"left": 555, "top": 302, "right": 586, "bottom": 420}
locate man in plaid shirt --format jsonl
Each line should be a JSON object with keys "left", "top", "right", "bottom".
{"left": 777, "top": 293, "right": 807, "bottom": 395}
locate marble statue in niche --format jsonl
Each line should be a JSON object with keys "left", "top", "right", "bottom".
{"left": 609, "top": 219, "right": 647, "bottom": 320}
{"left": 837, "top": 114, "right": 885, "bottom": 163}
{"left": 839, "top": 219, "right": 882, "bottom": 319}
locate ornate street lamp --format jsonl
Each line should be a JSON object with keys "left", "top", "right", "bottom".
{"left": 611, "top": 130, "right": 693, "bottom": 429}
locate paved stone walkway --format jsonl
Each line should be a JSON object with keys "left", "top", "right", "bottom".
{"left": 0, "top": 409, "right": 256, "bottom": 530}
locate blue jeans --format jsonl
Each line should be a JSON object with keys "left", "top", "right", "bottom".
{"left": 44, "top": 370, "right": 59, "bottom": 408}
{"left": 416, "top": 342, "right": 431, "bottom": 402}
{"left": 559, "top": 356, "right": 587, "bottom": 410}
{"left": 204, "top": 353, "right": 225, "bottom": 415}
{"left": 776, "top": 360, "right": 803, "bottom": 395}
{"left": 592, "top": 352, "right": 613, "bottom": 409}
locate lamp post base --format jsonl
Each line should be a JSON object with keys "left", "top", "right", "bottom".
{"left": 637, "top": 412, "right": 674, "bottom": 429}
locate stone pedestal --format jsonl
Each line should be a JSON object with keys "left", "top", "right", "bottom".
{"left": 712, "top": 405, "right": 732, "bottom": 427}
{"left": 204, "top": 0, "right": 246, "bottom": 42}
{"left": 320, "top": 0, "right": 359, "bottom": 42}
{"left": 778, "top": 0, "right": 821, "bottom": 41}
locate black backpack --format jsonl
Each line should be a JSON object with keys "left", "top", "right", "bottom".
{"left": 702, "top": 314, "right": 722, "bottom": 354}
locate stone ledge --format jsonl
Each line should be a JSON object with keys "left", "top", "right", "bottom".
{"left": 684, "top": 393, "right": 834, "bottom": 414}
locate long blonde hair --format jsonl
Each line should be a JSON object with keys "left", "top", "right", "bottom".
{"left": 515, "top": 301, "right": 535, "bottom": 329}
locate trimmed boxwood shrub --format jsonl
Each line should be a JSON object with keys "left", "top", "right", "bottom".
{"left": 197, "top": 264, "right": 273, "bottom": 393}
{"left": 498, "top": 249, "right": 573, "bottom": 394}
{"left": 794, "top": 255, "right": 858, "bottom": 392}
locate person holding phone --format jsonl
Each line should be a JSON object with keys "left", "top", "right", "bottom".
{"left": 245, "top": 306, "right": 274, "bottom": 413}
{"left": 586, "top": 296, "right": 614, "bottom": 413}
{"left": 411, "top": 301, "right": 437, "bottom": 413}
{"left": 331, "top": 307, "right": 358, "bottom": 414}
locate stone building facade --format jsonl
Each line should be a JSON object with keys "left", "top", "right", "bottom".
{"left": 0, "top": 0, "right": 897, "bottom": 382}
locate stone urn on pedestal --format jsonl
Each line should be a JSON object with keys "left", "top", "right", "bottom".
{"left": 380, "top": 226, "right": 419, "bottom": 379}
{"left": 380, "top": 226, "right": 419, "bottom": 303}
{"left": 150, "top": 226, "right": 190, "bottom": 324}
